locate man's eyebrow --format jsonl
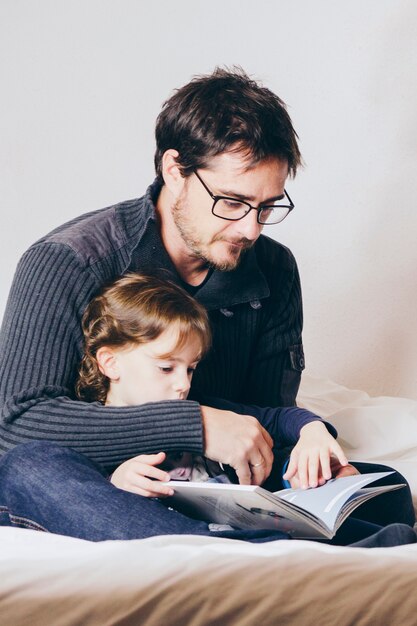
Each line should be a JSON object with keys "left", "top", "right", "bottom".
{"left": 216, "top": 188, "right": 285, "bottom": 204}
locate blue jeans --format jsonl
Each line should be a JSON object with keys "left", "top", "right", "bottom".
{"left": 0, "top": 441, "right": 414, "bottom": 543}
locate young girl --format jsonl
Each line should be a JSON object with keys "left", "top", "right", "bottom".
{"left": 76, "top": 272, "right": 351, "bottom": 497}
{"left": 75, "top": 272, "right": 416, "bottom": 547}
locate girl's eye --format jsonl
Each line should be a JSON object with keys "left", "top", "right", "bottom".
{"left": 187, "top": 367, "right": 196, "bottom": 375}
{"left": 159, "top": 366, "right": 173, "bottom": 373}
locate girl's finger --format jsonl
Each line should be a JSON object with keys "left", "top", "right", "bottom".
{"left": 320, "top": 450, "right": 332, "bottom": 481}
{"left": 134, "top": 463, "right": 171, "bottom": 482}
{"left": 137, "top": 451, "right": 167, "bottom": 465}
{"left": 130, "top": 475, "right": 174, "bottom": 497}
{"left": 133, "top": 486, "right": 175, "bottom": 498}
{"left": 331, "top": 442, "right": 348, "bottom": 467}
{"left": 297, "top": 452, "right": 309, "bottom": 489}
{"left": 307, "top": 453, "right": 319, "bottom": 488}
{"left": 283, "top": 451, "right": 299, "bottom": 480}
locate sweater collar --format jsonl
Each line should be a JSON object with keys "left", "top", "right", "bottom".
{"left": 133, "top": 180, "right": 270, "bottom": 311}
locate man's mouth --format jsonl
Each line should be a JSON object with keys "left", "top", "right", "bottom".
{"left": 223, "top": 239, "right": 253, "bottom": 250}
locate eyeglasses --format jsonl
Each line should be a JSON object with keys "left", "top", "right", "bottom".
{"left": 194, "top": 170, "right": 294, "bottom": 225}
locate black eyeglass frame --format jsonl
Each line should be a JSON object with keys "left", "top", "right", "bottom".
{"left": 194, "top": 170, "right": 295, "bottom": 225}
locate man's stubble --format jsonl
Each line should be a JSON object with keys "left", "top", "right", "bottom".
{"left": 171, "top": 197, "right": 254, "bottom": 272}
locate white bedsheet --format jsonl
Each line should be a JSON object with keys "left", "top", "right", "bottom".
{"left": 1, "top": 374, "right": 417, "bottom": 626}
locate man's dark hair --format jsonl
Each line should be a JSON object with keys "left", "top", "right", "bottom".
{"left": 154, "top": 67, "right": 301, "bottom": 183}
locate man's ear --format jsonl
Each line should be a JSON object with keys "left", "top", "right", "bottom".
{"left": 96, "top": 347, "right": 120, "bottom": 381}
{"left": 161, "top": 149, "right": 186, "bottom": 198}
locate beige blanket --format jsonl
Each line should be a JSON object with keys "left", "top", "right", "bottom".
{"left": 1, "top": 374, "right": 417, "bottom": 625}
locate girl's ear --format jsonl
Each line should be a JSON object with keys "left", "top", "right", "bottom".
{"left": 96, "top": 347, "right": 120, "bottom": 381}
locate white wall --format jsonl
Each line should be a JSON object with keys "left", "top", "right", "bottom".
{"left": 1, "top": 0, "right": 416, "bottom": 399}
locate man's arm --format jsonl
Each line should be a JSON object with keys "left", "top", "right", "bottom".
{"left": 0, "top": 243, "right": 273, "bottom": 477}
{"left": 0, "top": 243, "right": 203, "bottom": 471}
{"left": 200, "top": 396, "right": 349, "bottom": 489}
{"left": 198, "top": 395, "right": 337, "bottom": 445}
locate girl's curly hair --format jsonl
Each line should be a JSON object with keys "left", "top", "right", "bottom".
{"left": 76, "top": 272, "right": 211, "bottom": 404}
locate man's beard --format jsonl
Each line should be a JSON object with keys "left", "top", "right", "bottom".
{"left": 172, "top": 198, "right": 254, "bottom": 272}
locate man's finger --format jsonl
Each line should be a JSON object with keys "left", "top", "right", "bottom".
{"left": 249, "top": 464, "right": 269, "bottom": 486}
{"left": 260, "top": 427, "right": 274, "bottom": 449}
{"left": 255, "top": 426, "right": 274, "bottom": 467}
{"left": 235, "top": 463, "right": 252, "bottom": 486}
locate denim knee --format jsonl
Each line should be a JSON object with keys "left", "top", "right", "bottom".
{"left": 0, "top": 441, "right": 106, "bottom": 490}
{"left": 0, "top": 441, "right": 71, "bottom": 473}
{"left": 0, "top": 441, "right": 62, "bottom": 490}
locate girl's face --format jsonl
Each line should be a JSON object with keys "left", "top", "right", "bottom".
{"left": 102, "top": 326, "right": 203, "bottom": 406}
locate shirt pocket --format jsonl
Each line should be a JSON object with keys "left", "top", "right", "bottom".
{"left": 289, "top": 344, "right": 305, "bottom": 372}
{"left": 281, "top": 344, "right": 305, "bottom": 405}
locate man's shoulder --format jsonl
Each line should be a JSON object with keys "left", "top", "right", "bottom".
{"left": 32, "top": 195, "right": 150, "bottom": 267}
{"left": 254, "top": 233, "right": 297, "bottom": 272}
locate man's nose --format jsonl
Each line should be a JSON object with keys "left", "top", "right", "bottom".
{"left": 235, "top": 209, "right": 262, "bottom": 241}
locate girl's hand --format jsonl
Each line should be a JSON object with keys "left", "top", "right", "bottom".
{"left": 110, "top": 451, "right": 175, "bottom": 497}
{"left": 283, "top": 421, "right": 356, "bottom": 489}
{"left": 329, "top": 457, "right": 360, "bottom": 480}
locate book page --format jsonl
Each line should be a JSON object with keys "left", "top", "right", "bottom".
{"left": 276, "top": 471, "right": 394, "bottom": 531}
{"left": 165, "top": 482, "right": 327, "bottom": 537}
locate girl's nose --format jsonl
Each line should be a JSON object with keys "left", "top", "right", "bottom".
{"left": 173, "top": 371, "right": 191, "bottom": 395}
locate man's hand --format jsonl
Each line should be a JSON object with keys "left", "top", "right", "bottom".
{"left": 283, "top": 421, "right": 355, "bottom": 489}
{"left": 200, "top": 405, "right": 274, "bottom": 486}
{"left": 110, "top": 452, "right": 175, "bottom": 497}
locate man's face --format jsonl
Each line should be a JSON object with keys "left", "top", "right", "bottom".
{"left": 172, "top": 153, "right": 288, "bottom": 271}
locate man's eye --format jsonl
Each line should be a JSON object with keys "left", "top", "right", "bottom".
{"left": 223, "top": 200, "right": 244, "bottom": 209}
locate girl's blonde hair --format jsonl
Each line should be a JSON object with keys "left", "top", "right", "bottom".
{"left": 76, "top": 272, "right": 211, "bottom": 403}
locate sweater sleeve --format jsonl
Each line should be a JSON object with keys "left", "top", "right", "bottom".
{"left": 198, "top": 395, "right": 337, "bottom": 446}
{"left": 0, "top": 243, "right": 203, "bottom": 471}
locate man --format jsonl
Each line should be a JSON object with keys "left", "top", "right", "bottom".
{"left": 0, "top": 68, "right": 414, "bottom": 544}
{"left": 0, "top": 68, "right": 303, "bottom": 483}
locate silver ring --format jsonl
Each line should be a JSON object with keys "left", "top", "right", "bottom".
{"left": 249, "top": 460, "right": 264, "bottom": 468}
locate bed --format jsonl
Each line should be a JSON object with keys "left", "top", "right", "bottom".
{"left": 1, "top": 374, "right": 417, "bottom": 626}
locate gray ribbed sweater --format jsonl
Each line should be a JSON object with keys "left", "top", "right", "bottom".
{"left": 0, "top": 181, "right": 304, "bottom": 472}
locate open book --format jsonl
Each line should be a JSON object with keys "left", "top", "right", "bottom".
{"left": 164, "top": 472, "right": 404, "bottom": 539}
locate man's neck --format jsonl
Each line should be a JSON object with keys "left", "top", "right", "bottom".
{"left": 155, "top": 185, "right": 210, "bottom": 286}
